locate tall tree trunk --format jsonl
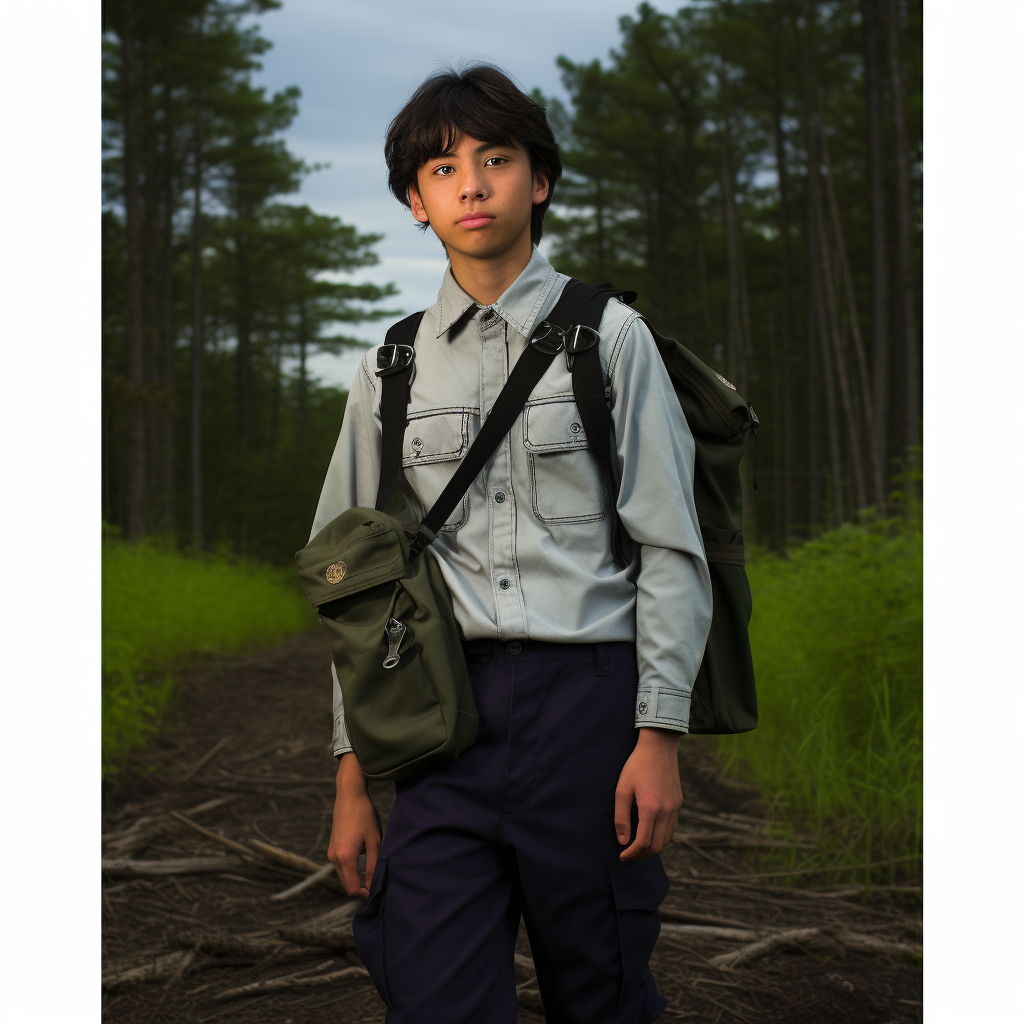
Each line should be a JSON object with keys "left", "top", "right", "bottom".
{"left": 819, "top": 120, "right": 877, "bottom": 498}
{"left": 297, "top": 300, "right": 308, "bottom": 462}
{"left": 157, "top": 74, "right": 176, "bottom": 538}
{"left": 121, "top": 0, "right": 146, "bottom": 539}
{"left": 806, "top": 116, "right": 869, "bottom": 512}
{"left": 886, "top": 0, "right": 920, "bottom": 478}
{"left": 862, "top": 0, "right": 889, "bottom": 513}
{"left": 190, "top": 138, "right": 204, "bottom": 549}
{"left": 773, "top": 81, "right": 794, "bottom": 550}
{"left": 720, "top": 123, "right": 750, "bottom": 396}
{"left": 235, "top": 237, "right": 252, "bottom": 554}
{"left": 806, "top": 221, "right": 821, "bottom": 534}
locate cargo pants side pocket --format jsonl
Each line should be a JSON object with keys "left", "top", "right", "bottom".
{"left": 609, "top": 855, "right": 670, "bottom": 1008}
{"left": 352, "top": 855, "right": 393, "bottom": 1009}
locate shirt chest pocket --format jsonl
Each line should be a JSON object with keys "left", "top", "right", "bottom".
{"left": 523, "top": 397, "right": 610, "bottom": 524}
{"left": 402, "top": 408, "right": 474, "bottom": 532}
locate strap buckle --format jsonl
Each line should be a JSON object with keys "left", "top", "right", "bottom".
{"left": 375, "top": 344, "right": 415, "bottom": 377}
{"left": 564, "top": 324, "right": 600, "bottom": 372}
{"left": 530, "top": 321, "right": 565, "bottom": 355}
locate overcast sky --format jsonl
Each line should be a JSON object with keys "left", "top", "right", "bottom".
{"left": 249, "top": 0, "right": 680, "bottom": 387}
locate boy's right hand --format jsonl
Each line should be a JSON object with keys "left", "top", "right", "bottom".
{"left": 328, "top": 752, "right": 382, "bottom": 899}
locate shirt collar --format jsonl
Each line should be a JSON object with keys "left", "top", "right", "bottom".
{"left": 434, "top": 246, "right": 560, "bottom": 340}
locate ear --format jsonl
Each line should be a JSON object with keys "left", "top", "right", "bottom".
{"left": 532, "top": 167, "right": 550, "bottom": 206}
{"left": 408, "top": 180, "right": 430, "bottom": 224}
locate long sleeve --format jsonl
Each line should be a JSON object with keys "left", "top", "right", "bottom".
{"left": 310, "top": 355, "right": 381, "bottom": 757}
{"left": 607, "top": 314, "right": 714, "bottom": 733}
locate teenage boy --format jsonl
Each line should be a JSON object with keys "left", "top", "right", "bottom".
{"left": 312, "top": 65, "right": 712, "bottom": 1024}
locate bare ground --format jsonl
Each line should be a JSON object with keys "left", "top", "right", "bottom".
{"left": 102, "top": 632, "right": 922, "bottom": 1023}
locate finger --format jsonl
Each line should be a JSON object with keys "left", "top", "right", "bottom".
{"left": 338, "top": 848, "right": 367, "bottom": 898}
{"left": 363, "top": 834, "right": 381, "bottom": 895}
{"left": 620, "top": 804, "right": 656, "bottom": 861}
{"left": 613, "top": 786, "right": 634, "bottom": 846}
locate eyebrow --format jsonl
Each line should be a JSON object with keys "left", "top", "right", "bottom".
{"left": 433, "top": 141, "right": 512, "bottom": 159}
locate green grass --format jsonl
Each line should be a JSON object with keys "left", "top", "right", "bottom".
{"left": 717, "top": 511, "right": 923, "bottom": 885}
{"left": 102, "top": 535, "right": 316, "bottom": 778}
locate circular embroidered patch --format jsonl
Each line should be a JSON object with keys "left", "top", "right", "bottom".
{"left": 325, "top": 561, "right": 347, "bottom": 584}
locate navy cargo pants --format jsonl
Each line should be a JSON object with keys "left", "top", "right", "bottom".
{"left": 352, "top": 639, "right": 670, "bottom": 1024}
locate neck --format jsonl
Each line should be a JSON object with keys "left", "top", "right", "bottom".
{"left": 447, "top": 234, "right": 534, "bottom": 306}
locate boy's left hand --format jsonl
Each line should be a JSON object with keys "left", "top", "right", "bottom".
{"left": 614, "top": 727, "right": 683, "bottom": 861}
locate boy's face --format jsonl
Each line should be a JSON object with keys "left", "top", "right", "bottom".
{"left": 408, "top": 133, "right": 549, "bottom": 264}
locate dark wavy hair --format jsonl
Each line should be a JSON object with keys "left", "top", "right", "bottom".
{"left": 384, "top": 64, "right": 562, "bottom": 245}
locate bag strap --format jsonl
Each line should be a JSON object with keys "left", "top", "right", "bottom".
{"left": 410, "top": 280, "right": 600, "bottom": 554}
{"left": 562, "top": 283, "right": 637, "bottom": 568}
{"left": 374, "top": 312, "right": 425, "bottom": 512}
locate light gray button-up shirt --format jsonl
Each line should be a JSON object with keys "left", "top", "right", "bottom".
{"left": 310, "top": 247, "right": 713, "bottom": 757}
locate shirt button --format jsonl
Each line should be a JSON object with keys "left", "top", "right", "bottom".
{"left": 499, "top": 577, "right": 512, "bottom": 590}
{"left": 570, "top": 422, "right": 582, "bottom": 434}
{"left": 480, "top": 309, "right": 496, "bottom": 323}
{"left": 494, "top": 491, "right": 506, "bottom": 503}
{"left": 411, "top": 437, "right": 424, "bottom": 453}
{"left": 507, "top": 642, "right": 522, "bottom": 655}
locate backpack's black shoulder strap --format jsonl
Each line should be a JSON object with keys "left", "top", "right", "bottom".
{"left": 374, "top": 311, "right": 424, "bottom": 513}
{"left": 562, "top": 282, "right": 637, "bottom": 568}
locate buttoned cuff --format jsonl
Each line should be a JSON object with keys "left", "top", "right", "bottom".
{"left": 635, "top": 687, "right": 690, "bottom": 733}
{"left": 332, "top": 714, "right": 353, "bottom": 758}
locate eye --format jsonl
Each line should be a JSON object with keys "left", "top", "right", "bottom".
{"left": 434, "top": 164, "right": 455, "bottom": 176}
{"left": 485, "top": 156, "right": 507, "bottom": 166}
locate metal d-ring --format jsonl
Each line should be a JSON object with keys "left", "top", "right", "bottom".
{"left": 530, "top": 321, "right": 565, "bottom": 355}
{"left": 564, "top": 324, "right": 600, "bottom": 371}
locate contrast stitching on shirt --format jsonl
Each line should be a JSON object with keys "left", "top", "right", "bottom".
{"left": 401, "top": 412, "right": 469, "bottom": 465}
{"left": 527, "top": 450, "right": 610, "bottom": 524}
{"left": 406, "top": 405, "right": 479, "bottom": 419}
{"left": 438, "top": 492, "right": 469, "bottom": 533}
{"left": 361, "top": 355, "right": 376, "bottom": 393}
{"left": 607, "top": 309, "right": 643, "bottom": 383}
{"left": 521, "top": 400, "right": 590, "bottom": 454}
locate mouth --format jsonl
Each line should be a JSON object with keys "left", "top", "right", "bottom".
{"left": 458, "top": 212, "right": 494, "bottom": 229}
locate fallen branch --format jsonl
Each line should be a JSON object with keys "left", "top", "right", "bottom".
{"left": 660, "top": 924, "right": 760, "bottom": 942}
{"left": 272, "top": 862, "right": 336, "bottom": 901}
{"left": 213, "top": 964, "right": 368, "bottom": 1001}
{"left": 169, "top": 811, "right": 258, "bottom": 860}
{"left": 103, "top": 950, "right": 196, "bottom": 989}
{"left": 676, "top": 831, "right": 816, "bottom": 850}
{"left": 831, "top": 928, "right": 922, "bottom": 961}
{"left": 278, "top": 901, "right": 361, "bottom": 948}
{"left": 710, "top": 928, "right": 820, "bottom": 969}
{"left": 248, "top": 838, "right": 345, "bottom": 893}
{"left": 177, "top": 930, "right": 324, "bottom": 962}
{"left": 516, "top": 981, "right": 545, "bottom": 1016}
{"left": 660, "top": 909, "right": 752, "bottom": 930}
{"left": 180, "top": 735, "right": 232, "bottom": 780}
{"left": 102, "top": 856, "right": 246, "bottom": 878}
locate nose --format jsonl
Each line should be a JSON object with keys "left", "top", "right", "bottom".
{"left": 460, "top": 167, "right": 488, "bottom": 201}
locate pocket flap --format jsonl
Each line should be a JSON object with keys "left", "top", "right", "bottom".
{"left": 403, "top": 410, "right": 470, "bottom": 465}
{"left": 609, "top": 856, "right": 670, "bottom": 911}
{"left": 523, "top": 398, "right": 589, "bottom": 453}
{"left": 295, "top": 508, "right": 408, "bottom": 608}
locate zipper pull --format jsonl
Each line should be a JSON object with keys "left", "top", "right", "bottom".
{"left": 383, "top": 618, "right": 406, "bottom": 669}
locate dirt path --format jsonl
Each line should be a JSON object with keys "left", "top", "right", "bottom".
{"left": 102, "top": 633, "right": 922, "bottom": 1024}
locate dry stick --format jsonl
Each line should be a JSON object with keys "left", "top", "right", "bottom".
{"left": 278, "top": 901, "right": 362, "bottom": 948}
{"left": 213, "top": 965, "right": 369, "bottom": 1002}
{"left": 830, "top": 928, "right": 922, "bottom": 960}
{"left": 169, "top": 811, "right": 258, "bottom": 860}
{"left": 271, "top": 862, "right": 336, "bottom": 901}
{"left": 516, "top": 981, "right": 546, "bottom": 1016}
{"left": 178, "top": 931, "right": 325, "bottom": 962}
{"left": 247, "top": 838, "right": 344, "bottom": 894}
{"left": 180, "top": 735, "right": 232, "bottom": 781}
{"left": 102, "top": 856, "right": 246, "bottom": 878}
{"left": 712, "top": 927, "right": 821, "bottom": 969}
{"left": 674, "top": 854, "right": 921, "bottom": 882}
{"left": 661, "top": 908, "right": 753, "bottom": 930}
{"left": 103, "top": 950, "right": 196, "bottom": 989}
{"left": 679, "top": 838, "right": 742, "bottom": 873}
{"left": 678, "top": 831, "right": 816, "bottom": 850}
{"left": 660, "top": 924, "right": 761, "bottom": 942}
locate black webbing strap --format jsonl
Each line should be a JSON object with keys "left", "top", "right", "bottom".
{"left": 374, "top": 311, "right": 425, "bottom": 512}
{"left": 411, "top": 280, "right": 600, "bottom": 553}
{"left": 562, "top": 283, "right": 637, "bottom": 568}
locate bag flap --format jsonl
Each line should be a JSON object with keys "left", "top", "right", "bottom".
{"left": 295, "top": 507, "right": 408, "bottom": 608}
